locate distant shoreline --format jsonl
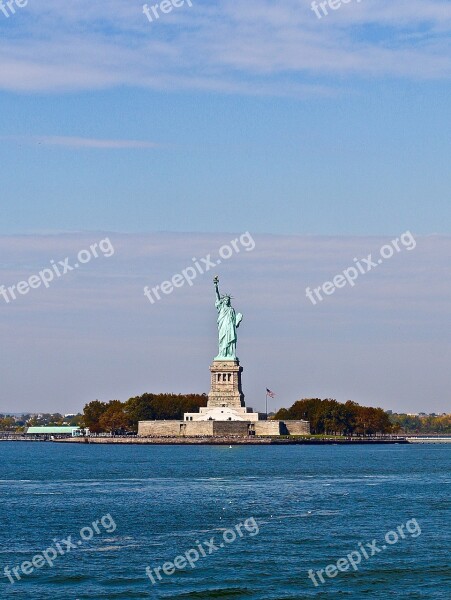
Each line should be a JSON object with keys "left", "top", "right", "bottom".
{"left": 3, "top": 436, "right": 411, "bottom": 445}
{"left": 2, "top": 435, "right": 451, "bottom": 445}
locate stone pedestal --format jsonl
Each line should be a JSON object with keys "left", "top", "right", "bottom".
{"left": 207, "top": 359, "right": 245, "bottom": 409}
{"left": 183, "top": 358, "right": 265, "bottom": 422}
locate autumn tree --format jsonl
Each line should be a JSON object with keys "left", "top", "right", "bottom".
{"left": 274, "top": 398, "right": 394, "bottom": 435}
{"left": 82, "top": 400, "right": 108, "bottom": 433}
{"left": 98, "top": 401, "right": 130, "bottom": 434}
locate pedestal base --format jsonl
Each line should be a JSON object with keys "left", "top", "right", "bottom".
{"left": 207, "top": 359, "right": 245, "bottom": 409}
{"left": 184, "top": 405, "right": 264, "bottom": 422}
{"left": 183, "top": 358, "right": 264, "bottom": 422}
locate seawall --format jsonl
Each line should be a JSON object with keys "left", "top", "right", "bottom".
{"left": 51, "top": 436, "right": 409, "bottom": 445}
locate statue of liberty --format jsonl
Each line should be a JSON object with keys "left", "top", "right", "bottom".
{"left": 213, "top": 276, "right": 242, "bottom": 360}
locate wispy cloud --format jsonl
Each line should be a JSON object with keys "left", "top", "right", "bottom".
{"left": 2, "top": 136, "right": 160, "bottom": 149}
{"left": 0, "top": 0, "right": 449, "bottom": 95}
{"left": 36, "top": 136, "right": 159, "bottom": 149}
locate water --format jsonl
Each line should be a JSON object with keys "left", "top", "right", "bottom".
{"left": 0, "top": 443, "right": 449, "bottom": 599}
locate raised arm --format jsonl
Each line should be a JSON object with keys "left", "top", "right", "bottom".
{"left": 213, "top": 276, "right": 221, "bottom": 302}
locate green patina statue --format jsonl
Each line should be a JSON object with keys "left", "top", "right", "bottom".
{"left": 213, "top": 276, "right": 242, "bottom": 360}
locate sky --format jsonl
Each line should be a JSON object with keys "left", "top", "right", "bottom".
{"left": 0, "top": 1, "right": 450, "bottom": 413}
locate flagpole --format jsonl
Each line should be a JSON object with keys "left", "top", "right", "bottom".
{"left": 265, "top": 391, "right": 268, "bottom": 420}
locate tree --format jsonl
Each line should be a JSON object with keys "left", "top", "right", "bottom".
{"left": 390, "top": 413, "right": 451, "bottom": 434}
{"left": 124, "top": 393, "right": 208, "bottom": 429}
{"left": 0, "top": 416, "right": 16, "bottom": 431}
{"left": 64, "top": 414, "right": 83, "bottom": 426}
{"left": 99, "top": 401, "right": 129, "bottom": 434}
{"left": 275, "top": 398, "right": 395, "bottom": 435}
{"left": 82, "top": 400, "right": 108, "bottom": 433}
{"left": 125, "top": 394, "right": 158, "bottom": 426}
{"left": 82, "top": 394, "right": 209, "bottom": 433}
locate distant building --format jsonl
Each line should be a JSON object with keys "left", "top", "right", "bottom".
{"left": 26, "top": 426, "right": 87, "bottom": 437}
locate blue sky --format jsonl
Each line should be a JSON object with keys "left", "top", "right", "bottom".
{"left": 1, "top": 83, "right": 451, "bottom": 236}
{"left": 0, "top": 1, "right": 450, "bottom": 412}
{"left": 1, "top": 0, "right": 450, "bottom": 236}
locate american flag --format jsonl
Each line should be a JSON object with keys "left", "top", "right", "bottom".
{"left": 266, "top": 388, "right": 275, "bottom": 398}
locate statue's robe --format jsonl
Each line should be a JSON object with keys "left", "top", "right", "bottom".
{"left": 215, "top": 299, "right": 241, "bottom": 358}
